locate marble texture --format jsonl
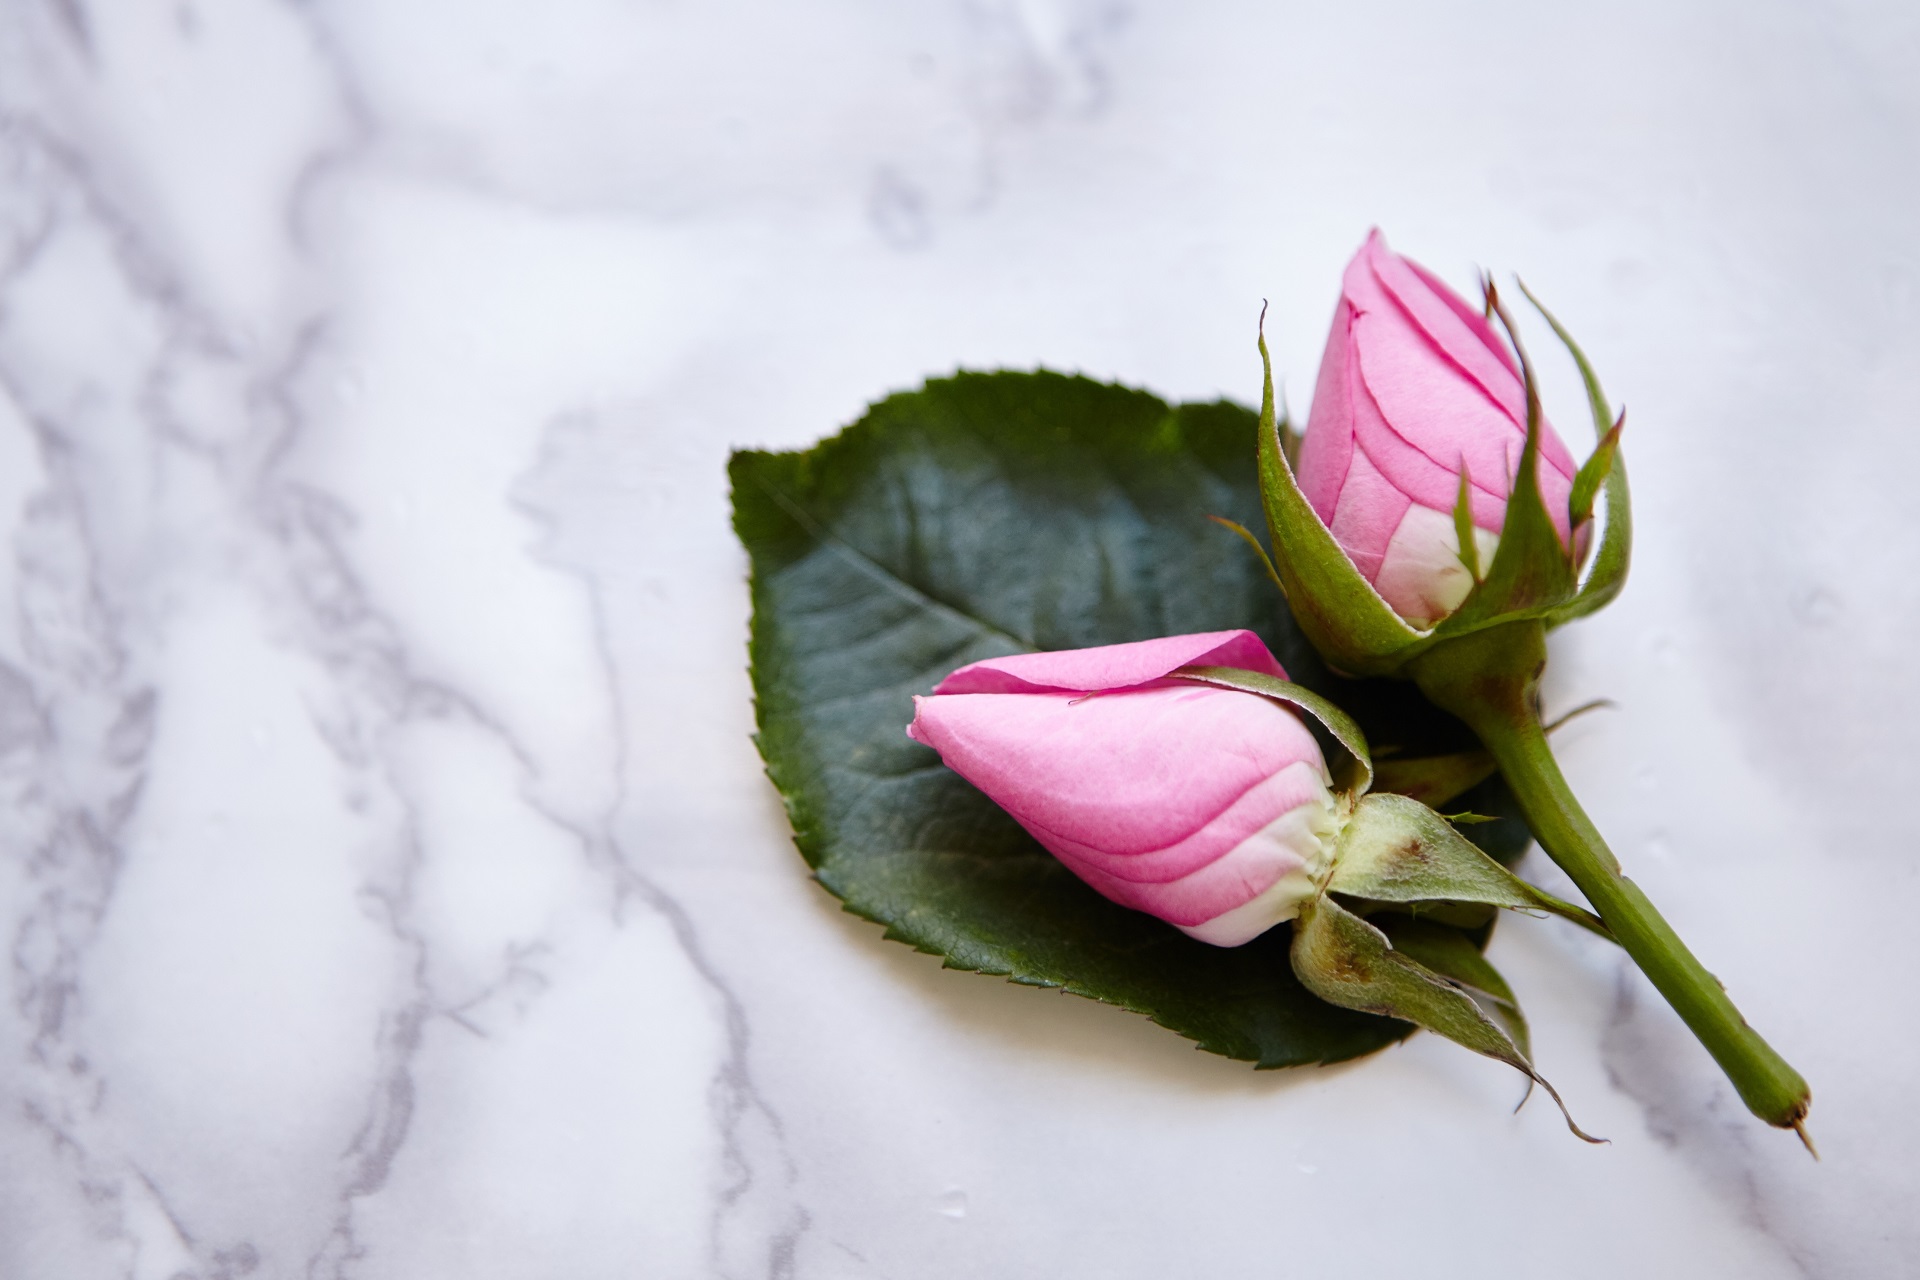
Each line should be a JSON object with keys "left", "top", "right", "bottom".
{"left": 0, "top": 1, "right": 1915, "bottom": 1276}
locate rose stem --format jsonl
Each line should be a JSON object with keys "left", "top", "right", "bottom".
{"left": 1408, "top": 619, "right": 1812, "bottom": 1142}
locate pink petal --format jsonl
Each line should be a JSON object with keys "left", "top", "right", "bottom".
{"left": 1404, "top": 256, "right": 1519, "bottom": 378}
{"left": 906, "top": 683, "right": 1323, "bottom": 859}
{"left": 1326, "top": 444, "right": 1411, "bottom": 583}
{"left": 1347, "top": 274, "right": 1529, "bottom": 518}
{"left": 1349, "top": 365, "right": 1515, "bottom": 533}
{"left": 1366, "top": 231, "right": 1532, "bottom": 433}
{"left": 932, "top": 630, "right": 1285, "bottom": 696}
{"left": 1375, "top": 233, "right": 1580, "bottom": 499}
{"left": 1034, "top": 763, "right": 1329, "bottom": 926}
{"left": 1375, "top": 252, "right": 1582, "bottom": 487}
{"left": 1348, "top": 246, "right": 1579, "bottom": 543}
{"left": 1297, "top": 296, "right": 1358, "bottom": 525}
{"left": 1031, "top": 758, "right": 1328, "bottom": 885}
{"left": 1373, "top": 501, "right": 1483, "bottom": 628}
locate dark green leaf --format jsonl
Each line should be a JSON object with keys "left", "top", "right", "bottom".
{"left": 732, "top": 370, "right": 1533, "bottom": 1068}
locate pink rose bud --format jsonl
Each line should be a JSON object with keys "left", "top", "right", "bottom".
{"left": 906, "top": 631, "right": 1337, "bottom": 947}
{"left": 1296, "top": 229, "right": 1582, "bottom": 628}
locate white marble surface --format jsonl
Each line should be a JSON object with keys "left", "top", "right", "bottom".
{"left": 1, "top": 1, "right": 1915, "bottom": 1276}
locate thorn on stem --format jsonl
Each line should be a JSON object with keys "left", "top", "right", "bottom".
{"left": 1790, "top": 1115, "right": 1820, "bottom": 1161}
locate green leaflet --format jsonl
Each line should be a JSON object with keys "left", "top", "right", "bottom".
{"left": 732, "top": 370, "right": 1528, "bottom": 1068}
{"left": 1453, "top": 466, "right": 1483, "bottom": 582}
{"left": 1205, "top": 515, "right": 1288, "bottom": 598}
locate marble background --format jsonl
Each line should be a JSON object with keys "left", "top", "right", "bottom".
{"left": 1, "top": 1, "right": 1915, "bottom": 1276}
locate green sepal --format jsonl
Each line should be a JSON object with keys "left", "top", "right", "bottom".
{"left": 1391, "top": 901, "right": 1497, "bottom": 930}
{"left": 1278, "top": 402, "right": 1305, "bottom": 472}
{"left": 1290, "top": 896, "right": 1603, "bottom": 1143}
{"left": 1252, "top": 320, "right": 1426, "bottom": 677}
{"left": 1375, "top": 915, "right": 1530, "bottom": 1059}
{"left": 1327, "top": 793, "right": 1613, "bottom": 940}
{"left": 1370, "top": 749, "right": 1498, "bottom": 809}
{"left": 1428, "top": 290, "right": 1578, "bottom": 635}
{"left": 1452, "top": 465, "right": 1482, "bottom": 582}
{"left": 1174, "top": 664, "right": 1374, "bottom": 796}
{"left": 1519, "top": 281, "right": 1633, "bottom": 627}
{"left": 1569, "top": 416, "right": 1622, "bottom": 528}
{"left": 1206, "top": 515, "right": 1288, "bottom": 599}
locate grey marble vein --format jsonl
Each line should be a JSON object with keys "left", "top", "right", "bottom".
{"left": 1, "top": 0, "right": 1915, "bottom": 1276}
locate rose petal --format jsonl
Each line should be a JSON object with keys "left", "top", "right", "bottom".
{"left": 1326, "top": 444, "right": 1412, "bottom": 582}
{"left": 1366, "top": 231, "right": 1533, "bottom": 436}
{"left": 1298, "top": 296, "right": 1358, "bottom": 524}
{"left": 1373, "top": 501, "right": 1495, "bottom": 629}
{"left": 907, "top": 682, "right": 1323, "bottom": 858}
{"left": 932, "top": 629, "right": 1285, "bottom": 696}
{"left": 1032, "top": 762, "right": 1334, "bottom": 931}
{"left": 1348, "top": 269, "right": 1530, "bottom": 515}
{"left": 1404, "top": 256, "right": 1519, "bottom": 377}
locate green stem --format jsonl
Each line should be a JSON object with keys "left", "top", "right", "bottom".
{"left": 1409, "top": 621, "right": 1812, "bottom": 1136}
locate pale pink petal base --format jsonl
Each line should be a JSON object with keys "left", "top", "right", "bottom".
{"left": 1175, "top": 787, "right": 1338, "bottom": 945}
{"left": 1373, "top": 503, "right": 1502, "bottom": 630}
{"left": 1327, "top": 446, "right": 1412, "bottom": 581}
